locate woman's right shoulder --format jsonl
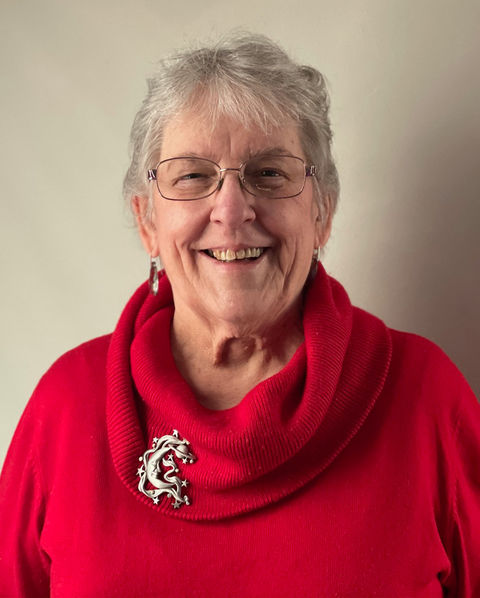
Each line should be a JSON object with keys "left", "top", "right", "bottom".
{"left": 39, "top": 333, "right": 112, "bottom": 382}
{"left": 27, "top": 333, "right": 113, "bottom": 417}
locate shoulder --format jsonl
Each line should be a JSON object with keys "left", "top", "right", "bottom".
{"left": 381, "top": 328, "right": 475, "bottom": 426}
{"left": 388, "top": 328, "right": 469, "bottom": 390}
{"left": 44, "top": 333, "right": 111, "bottom": 375}
{"left": 26, "top": 334, "right": 112, "bottom": 424}
{"left": 38, "top": 333, "right": 111, "bottom": 386}
{"left": 3, "top": 334, "right": 113, "bottom": 494}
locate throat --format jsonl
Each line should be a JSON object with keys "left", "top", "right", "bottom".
{"left": 213, "top": 335, "right": 264, "bottom": 367}
{"left": 171, "top": 317, "right": 305, "bottom": 410}
{"left": 176, "top": 342, "right": 289, "bottom": 410}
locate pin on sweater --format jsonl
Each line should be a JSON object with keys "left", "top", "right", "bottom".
{"left": 1, "top": 32, "right": 478, "bottom": 598}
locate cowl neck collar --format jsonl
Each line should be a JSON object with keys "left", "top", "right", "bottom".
{"left": 106, "top": 265, "right": 392, "bottom": 520}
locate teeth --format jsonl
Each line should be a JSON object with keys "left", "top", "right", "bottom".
{"left": 208, "top": 248, "right": 264, "bottom": 262}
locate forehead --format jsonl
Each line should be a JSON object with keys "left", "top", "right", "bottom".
{"left": 159, "top": 110, "right": 304, "bottom": 163}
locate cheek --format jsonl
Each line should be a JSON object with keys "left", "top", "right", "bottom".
{"left": 154, "top": 203, "right": 208, "bottom": 258}
{"left": 267, "top": 221, "right": 316, "bottom": 280}
{"left": 272, "top": 205, "right": 318, "bottom": 251}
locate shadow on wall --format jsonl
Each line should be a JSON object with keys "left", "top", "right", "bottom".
{"left": 385, "top": 120, "right": 480, "bottom": 397}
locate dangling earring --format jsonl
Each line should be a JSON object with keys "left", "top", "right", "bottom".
{"left": 149, "top": 256, "right": 160, "bottom": 296}
{"left": 308, "top": 247, "right": 319, "bottom": 281}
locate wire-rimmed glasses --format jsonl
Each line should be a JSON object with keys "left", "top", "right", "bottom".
{"left": 147, "top": 155, "right": 316, "bottom": 201}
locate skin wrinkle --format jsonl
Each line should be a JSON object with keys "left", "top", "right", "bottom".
{"left": 133, "top": 111, "right": 330, "bottom": 409}
{"left": 123, "top": 35, "right": 340, "bottom": 230}
{"left": 143, "top": 108, "right": 327, "bottom": 222}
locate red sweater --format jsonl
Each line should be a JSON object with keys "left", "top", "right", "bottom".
{"left": 1, "top": 267, "right": 479, "bottom": 597}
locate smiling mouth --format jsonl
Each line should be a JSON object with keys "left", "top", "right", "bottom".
{"left": 203, "top": 248, "right": 266, "bottom": 262}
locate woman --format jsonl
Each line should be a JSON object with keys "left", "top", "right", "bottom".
{"left": 1, "top": 33, "right": 479, "bottom": 597}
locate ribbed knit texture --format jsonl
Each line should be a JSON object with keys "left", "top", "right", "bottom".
{"left": 2, "top": 266, "right": 480, "bottom": 597}
{"left": 106, "top": 264, "right": 392, "bottom": 519}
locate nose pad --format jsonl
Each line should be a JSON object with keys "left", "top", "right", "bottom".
{"left": 210, "top": 170, "right": 255, "bottom": 225}
{"left": 217, "top": 170, "right": 248, "bottom": 194}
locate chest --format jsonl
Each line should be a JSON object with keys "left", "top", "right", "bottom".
{"left": 40, "top": 454, "right": 449, "bottom": 598}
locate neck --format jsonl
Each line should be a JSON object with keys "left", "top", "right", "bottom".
{"left": 170, "top": 302, "right": 305, "bottom": 410}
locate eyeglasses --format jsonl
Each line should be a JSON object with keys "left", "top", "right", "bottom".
{"left": 147, "top": 155, "right": 316, "bottom": 201}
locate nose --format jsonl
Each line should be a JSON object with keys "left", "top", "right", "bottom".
{"left": 209, "top": 169, "right": 256, "bottom": 228}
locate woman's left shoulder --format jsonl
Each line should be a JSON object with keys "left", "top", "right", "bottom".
{"left": 385, "top": 327, "right": 477, "bottom": 417}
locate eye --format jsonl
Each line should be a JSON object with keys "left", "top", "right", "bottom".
{"left": 245, "top": 156, "right": 292, "bottom": 181}
{"left": 172, "top": 168, "right": 217, "bottom": 188}
{"left": 176, "top": 171, "right": 209, "bottom": 182}
{"left": 257, "top": 168, "right": 283, "bottom": 177}
{"left": 246, "top": 164, "right": 288, "bottom": 190}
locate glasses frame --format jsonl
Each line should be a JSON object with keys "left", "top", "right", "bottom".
{"left": 147, "top": 155, "right": 317, "bottom": 201}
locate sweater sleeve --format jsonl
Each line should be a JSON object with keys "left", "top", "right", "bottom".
{"left": 0, "top": 396, "right": 50, "bottom": 597}
{"left": 443, "top": 380, "right": 480, "bottom": 597}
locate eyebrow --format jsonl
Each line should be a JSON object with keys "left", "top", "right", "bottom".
{"left": 165, "top": 147, "right": 297, "bottom": 162}
{"left": 249, "top": 146, "right": 295, "bottom": 158}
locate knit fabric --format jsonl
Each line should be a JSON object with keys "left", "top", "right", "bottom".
{"left": 1, "top": 266, "right": 479, "bottom": 597}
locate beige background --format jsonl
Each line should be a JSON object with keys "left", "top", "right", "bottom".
{"left": 1, "top": 0, "right": 479, "bottom": 465}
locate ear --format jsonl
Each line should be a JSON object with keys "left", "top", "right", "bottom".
{"left": 314, "top": 195, "right": 332, "bottom": 249}
{"left": 315, "top": 214, "right": 332, "bottom": 248}
{"left": 131, "top": 195, "right": 158, "bottom": 256}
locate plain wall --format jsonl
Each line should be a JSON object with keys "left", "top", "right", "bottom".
{"left": 1, "top": 0, "right": 479, "bottom": 465}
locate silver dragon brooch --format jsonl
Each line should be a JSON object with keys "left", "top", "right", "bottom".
{"left": 137, "top": 429, "right": 196, "bottom": 509}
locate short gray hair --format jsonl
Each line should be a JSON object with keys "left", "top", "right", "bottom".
{"left": 123, "top": 32, "right": 339, "bottom": 222}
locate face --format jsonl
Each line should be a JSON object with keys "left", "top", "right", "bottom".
{"left": 134, "top": 111, "right": 330, "bottom": 334}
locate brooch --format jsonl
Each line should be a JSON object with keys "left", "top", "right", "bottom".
{"left": 137, "top": 429, "right": 196, "bottom": 509}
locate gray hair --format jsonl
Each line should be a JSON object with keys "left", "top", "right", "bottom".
{"left": 123, "top": 32, "right": 339, "bottom": 222}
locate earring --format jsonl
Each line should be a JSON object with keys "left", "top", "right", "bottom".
{"left": 308, "top": 247, "right": 319, "bottom": 281}
{"left": 149, "top": 256, "right": 160, "bottom": 296}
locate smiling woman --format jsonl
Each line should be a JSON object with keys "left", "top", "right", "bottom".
{"left": 133, "top": 113, "right": 326, "bottom": 407}
{"left": 1, "top": 32, "right": 479, "bottom": 598}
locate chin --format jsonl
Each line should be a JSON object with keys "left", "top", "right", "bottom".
{"left": 212, "top": 301, "right": 262, "bottom": 328}
{"left": 209, "top": 292, "right": 293, "bottom": 334}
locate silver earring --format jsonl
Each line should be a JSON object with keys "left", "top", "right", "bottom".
{"left": 149, "top": 256, "right": 160, "bottom": 296}
{"left": 308, "top": 247, "right": 319, "bottom": 281}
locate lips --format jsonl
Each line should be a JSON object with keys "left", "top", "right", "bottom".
{"left": 204, "top": 247, "right": 266, "bottom": 262}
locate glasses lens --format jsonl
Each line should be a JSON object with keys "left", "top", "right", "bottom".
{"left": 243, "top": 155, "right": 306, "bottom": 198}
{"left": 156, "top": 158, "right": 219, "bottom": 200}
